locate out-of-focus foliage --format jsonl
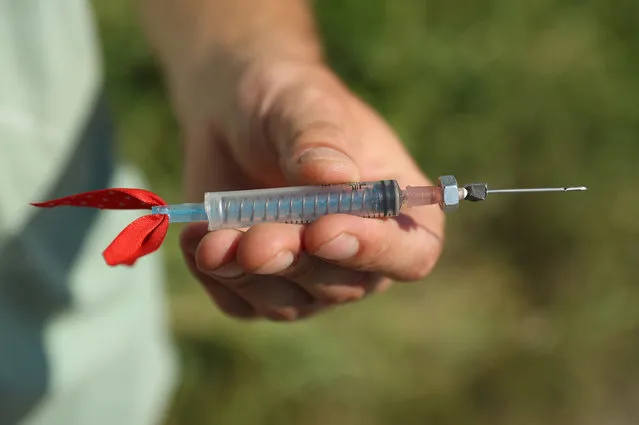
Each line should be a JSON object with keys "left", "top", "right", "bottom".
{"left": 93, "top": 1, "right": 639, "bottom": 424}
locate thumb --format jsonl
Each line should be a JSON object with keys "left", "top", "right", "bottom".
{"left": 282, "top": 121, "right": 362, "bottom": 185}
{"left": 266, "top": 77, "right": 363, "bottom": 185}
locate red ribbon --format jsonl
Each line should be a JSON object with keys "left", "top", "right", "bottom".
{"left": 31, "top": 188, "right": 169, "bottom": 266}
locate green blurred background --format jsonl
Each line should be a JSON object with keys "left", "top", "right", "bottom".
{"left": 93, "top": 1, "right": 638, "bottom": 424}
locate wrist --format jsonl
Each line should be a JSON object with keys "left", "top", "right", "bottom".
{"left": 139, "top": 0, "right": 326, "bottom": 134}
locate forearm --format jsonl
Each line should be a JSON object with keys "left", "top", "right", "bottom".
{"left": 138, "top": 0, "right": 323, "bottom": 103}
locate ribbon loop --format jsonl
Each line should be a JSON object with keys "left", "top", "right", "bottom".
{"left": 103, "top": 214, "right": 170, "bottom": 266}
{"left": 31, "top": 188, "right": 170, "bottom": 267}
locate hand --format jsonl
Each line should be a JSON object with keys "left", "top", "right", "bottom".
{"left": 178, "top": 61, "right": 445, "bottom": 321}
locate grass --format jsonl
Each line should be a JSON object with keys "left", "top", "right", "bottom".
{"left": 92, "top": 1, "right": 639, "bottom": 424}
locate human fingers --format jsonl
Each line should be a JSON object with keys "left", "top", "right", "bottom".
{"left": 180, "top": 223, "right": 257, "bottom": 319}
{"left": 191, "top": 226, "right": 325, "bottom": 321}
{"left": 234, "top": 223, "right": 392, "bottom": 303}
{"left": 302, "top": 211, "right": 444, "bottom": 282}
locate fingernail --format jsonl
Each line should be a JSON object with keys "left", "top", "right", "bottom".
{"left": 314, "top": 233, "right": 360, "bottom": 261}
{"left": 299, "top": 147, "right": 353, "bottom": 164}
{"left": 254, "top": 251, "right": 295, "bottom": 275}
{"left": 208, "top": 262, "right": 244, "bottom": 279}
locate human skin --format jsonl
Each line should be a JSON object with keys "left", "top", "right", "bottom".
{"left": 138, "top": 0, "right": 445, "bottom": 321}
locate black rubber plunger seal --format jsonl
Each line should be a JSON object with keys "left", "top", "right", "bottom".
{"left": 464, "top": 183, "right": 488, "bottom": 202}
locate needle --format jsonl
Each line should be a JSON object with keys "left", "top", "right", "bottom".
{"left": 462, "top": 182, "right": 587, "bottom": 202}
{"left": 487, "top": 186, "right": 588, "bottom": 194}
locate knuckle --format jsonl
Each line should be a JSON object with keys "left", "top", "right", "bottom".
{"left": 283, "top": 255, "right": 369, "bottom": 304}
{"left": 401, "top": 264, "right": 433, "bottom": 282}
{"left": 281, "top": 254, "right": 315, "bottom": 280}
{"left": 297, "top": 83, "right": 345, "bottom": 114}
{"left": 315, "top": 272, "right": 382, "bottom": 303}
{"left": 264, "top": 307, "right": 300, "bottom": 322}
{"left": 369, "top": 277, "right": 393, "bottom": 294}
{"left": 316, "top": 285, "right": 366, "bottom": 304}
{"left": 401, "top": 241, "right": 442, "bottom": 282}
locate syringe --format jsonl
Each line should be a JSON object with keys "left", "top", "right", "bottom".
{"left": 28, "top": 175, "right": 587, "bottom": 266}
{"left": 151, "top": 175, "right": 587, "bottom": 231}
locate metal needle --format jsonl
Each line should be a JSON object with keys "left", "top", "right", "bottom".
{"left": 487, "top": 186, "right": 587, "bottom": 194}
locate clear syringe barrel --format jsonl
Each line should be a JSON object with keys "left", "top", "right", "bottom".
{"left": 204, "top": 180, "right": 403, "bottom": 231}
